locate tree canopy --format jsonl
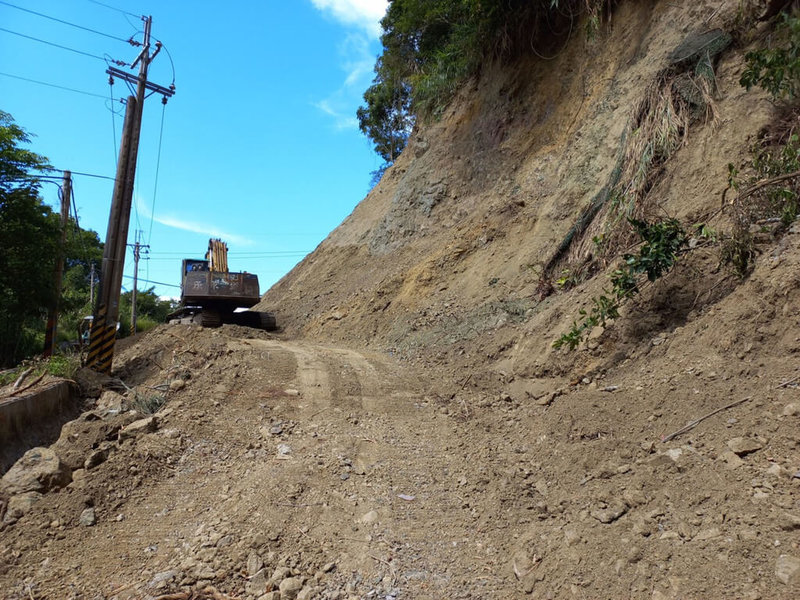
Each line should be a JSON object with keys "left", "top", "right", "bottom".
{"left": 357, "top": 0, "right": 604, "bottom": 177}
{"left": 119, "top": 287, "right": 178, "bottom": 336}
{"left": 0, "top": 111, "right": 59, "bottom": 365}
{"left": 0, "top": 111, "right": 106, "bottom": 366}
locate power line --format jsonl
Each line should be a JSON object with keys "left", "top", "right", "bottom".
{"left": 0, "top": 70, "right": 112, "bottom": 99}
{"left": 147, "top": 101, "right": 167, "bottom": 246}
{"left": 149, "top": 250, "right": 311, "bottom": 256}
{"left": 0, "top": 0, "right": 136, "bottom": 44}
{"left": 157, "top": 40, "right": 176, "bottom": 86}
{"left": 68, "top": 178, "right": 92, "bottom": 267}
{"left": 86, "top": 0, "right": 140, "bottom": 19}
{"left": 42, "top": 166, "right": 117, "bottom": 181}
{"left": 69, "top": 170, "right": 117, "bottom": 181}
{"left": 0, "top": 26, "right": 125, "bottom": 64}
{"left": 109, "top": 76, "right": 119, "bottom": 166}
{"left": 122, "top": 274, "right": 180, "bottom": 288}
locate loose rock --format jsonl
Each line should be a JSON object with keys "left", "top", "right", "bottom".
{"left": 694, "top": 527, "right": 721, "bottom": 541}
{"left": 79, "top": 507, "right": 97, "bottom": 527}
{"left": 0, "top": 447, "right": 72, "bottom": 496}
{"left": 280, "top": 576, "right": 305, "bottom": 599}
{"left": 247, "top": 569, "right": 268, "bottom": 596}
{"left": 780, "top": 513, "right": 800, "bottom": 531}
{"left": 3, "top": 491, "right": 43, "bottom": 522}
{"left": 591, "top": 501, "right": 628, "bottom": 524}
{"left": 119, "top": 416, "right": 158, "bottom": 441}
{"left": 360, "top": 510, "right": 379, "bottom": 524}
{"left": 776, "top": 554, "right": 800, "bottom": 585}
{"left": 727, "top": 437, "right": 763, "bottom": 456}
{"left": 718, "top": 450, "right": 744, "bottom": 469}
{"left": 247, "top": 551, "right": 264, "bottom": 576}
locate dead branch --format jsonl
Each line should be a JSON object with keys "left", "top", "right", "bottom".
{"left": 368, "top": 553, "right": 397, "bottom": 586}
{"left": 2, "top": 373, "right": 46, "bottom": 400}
{"left": 12, "top": 368, "right": 32, "bottom": 389}
{"left": 661, "top": 396, "right": 752, "bottom": 443}
{"left": 737, "top": 169, "right": 800, "bottom": 201}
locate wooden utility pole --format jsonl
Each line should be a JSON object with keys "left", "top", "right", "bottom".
{"left": 43, "top": 170, "right": 71, "bottom": 357}
{"left": 129, "top": 233, "right": 149, "bottom": 334}
{"left": 89, "top": 263, "right": 96, "bottom": 306}
{"left": 87, "top": 15, "right": 174, "bottom": 373}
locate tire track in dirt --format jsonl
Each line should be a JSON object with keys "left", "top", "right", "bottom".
{"left": 0, "top": 334, "right": 517, "bottom": 599}
{"left": 228, "top": 340, "right": 495, "bottom": 596}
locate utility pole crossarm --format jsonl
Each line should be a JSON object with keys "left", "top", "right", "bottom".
{"left": 106, "top": 66, "right": 175, "bottom": 99}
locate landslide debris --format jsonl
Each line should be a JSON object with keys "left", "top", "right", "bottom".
{"left": 3, "top": 2, "right": 800, "bottom": 599}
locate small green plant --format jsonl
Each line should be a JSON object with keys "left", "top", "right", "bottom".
{"left": 0, "top": 368, "right": 19, "bottom": 386}
{"left": 554, "top": 218, "right": 687, "bottom": 350}
{"left": 694, "top": 222, "right": 718, "bottom": 242}
{"left": 720, "top": 234, "right": 755, "bottom": 277}
{"left": 727, "top": 162, "right": 739, "bottom": 191}
{"left": 741, "top": 13, "right": 800, "bottom": 99}
{"left": 129, "top": 390, "right": 166, "bottom": 415}
{"left": 555, "top": 269, "right": 579, "bottom": 290}
{"left": 45, "top": 353, "right": 80, "bottom": 379}
{"left": 723, "top": 129, "right": 800, "bottom": 276}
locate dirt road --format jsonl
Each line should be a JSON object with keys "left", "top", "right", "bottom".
{"left": 1, "top": 329, "right": 526, "bottom": 599}
{"left": 2, "top": 322, "right": 799, "bottom": 599}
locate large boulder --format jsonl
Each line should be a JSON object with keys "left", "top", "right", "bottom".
{"left": 3, "top": 491, "right": 43, "bottom": 522}
{"left": 0, "top": 447, "right": 72, "bottom": 496}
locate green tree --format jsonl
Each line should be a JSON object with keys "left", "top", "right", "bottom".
{"left": 0, "top": 111, "right": 59, "bottom": 366}
{"left": 118, "top": 287, "right": 178, "bottom": 336}
{"left": 57, "top": 222, "right": 103, "bottom": 345}
{"left": 357, "top": 1, "right": 602, "bottom": 177}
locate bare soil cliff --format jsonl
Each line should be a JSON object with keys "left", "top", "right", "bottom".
{"left": 2, "top": 1, "right": 800, "bottom": 599}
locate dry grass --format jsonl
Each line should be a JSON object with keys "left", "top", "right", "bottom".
{"left": 569, "top": 67, "right": 718, "bottom": 265}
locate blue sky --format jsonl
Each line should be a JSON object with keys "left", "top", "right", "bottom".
{"left": 1, "top": 0, "right": 388, "bottom": 297}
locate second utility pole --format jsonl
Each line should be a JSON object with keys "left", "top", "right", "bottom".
{"left": 130, "top": 233, "right": 149, "bottom": 334}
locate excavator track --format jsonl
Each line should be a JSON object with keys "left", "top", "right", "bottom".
{"left": 199, "top": 309, "right": 222, "bottom": 328}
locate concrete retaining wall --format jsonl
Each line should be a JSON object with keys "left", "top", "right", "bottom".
{"left": 0, "top": 380, "right": 79, "bottom": 474}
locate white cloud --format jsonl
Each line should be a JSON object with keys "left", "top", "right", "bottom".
{"left": 313, "top": 32, "right": 376, "bottom": 130}
{"left": 136, "top": 196, "right": 254, "bottom": 247}
{"left": 310, "top": 0, "right": 388, "bottom": 37}
{"left": 154, "top": 215, "right": 254, "bottom": 247}
{"left": 313, "top": 99, "right": 359, "bottom": 130}
{"left": 341, "top": 33, "right": 374, "bottom": 86}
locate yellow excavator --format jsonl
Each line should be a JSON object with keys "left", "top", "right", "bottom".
{"left": 166, "top": 238, "right": 276, "bottom": 330}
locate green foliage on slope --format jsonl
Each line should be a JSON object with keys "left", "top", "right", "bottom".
{"left": 741, "top": 12, "right": 800, "bottom": 99}
{"left": 358, "top": 0, "right": 605, "bottom": 173}
{"left": 554, "top": 218, "right": 687, "bottom": 350}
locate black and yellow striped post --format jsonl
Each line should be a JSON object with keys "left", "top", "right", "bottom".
{"left": 85, "top": 306, "right": 120, "bottom": 374}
